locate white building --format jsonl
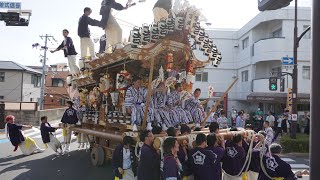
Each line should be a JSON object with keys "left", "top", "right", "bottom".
{"left": 193, "top": 7, "right": 311, "bottom": 116}
{"left": 0, "top": 61, "right": 42, "bottom": 102}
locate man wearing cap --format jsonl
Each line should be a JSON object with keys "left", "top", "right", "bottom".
{"left": 112, "top": 136, "right": 137, "bottom": 180}
{"left": 61, "top": 100, "right": 79, "bottom": 154}
{"left": 258, "top": 143, "right": 295, "bottom": 180}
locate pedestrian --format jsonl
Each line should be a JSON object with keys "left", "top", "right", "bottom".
{"left": 112, "top": 136, "right": 137, "bottom": 180}
{"left": 4, "top": 115, "right": 44, "bottom": 155}
{"left": 281, "top": 114, "right": 288, "bottom": 134}
{"left": 78, "top": 7, "right": 101, "bottom": 60}
{"left": 50, "top": 29, "right": 80, "bottom": 76}
{"left": 304, "top": 112, "right": 310, "bottom": 135}
{"left": 218, "top": 111, "right": 229, "bottom": 129}
{"left": 137, "top": 130, "right": 160, "bottom": 180}
{"left": 258, "top": 143, "right": 295, "bottom": 180}
{"left": 236, "top": 111, "right": 244, "bottom": 128}
{"left": 205, "top": 133, "right": 225, "bottom": 180}
{"left": 222, "top": 134, "right": 246, "bottom": 180}
{"left": 40, "top": 116, "right": 63, "bottom": 156}
{"left": 162, "top": 137, "right": 182, "bottom": 180}
{"left": 266, "top": 111, "right": 275, "bottom": 129}
{"left": 61, "top": 100, "right": 79, "bottom": 154}
{"left": 263, "top": 121, "right": 274, "bottom": 146}
{"left": 273, "top": 115, "right": 283, "bottom": 141}
{"left": 188, "top": 133, "right": 219, "bottom": 180}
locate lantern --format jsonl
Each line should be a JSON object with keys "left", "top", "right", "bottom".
{"left": 159, "top": 19, "right": 168, "bottom": 38}
{"left": 166, "top": 53, "right": 174, "bottom": 72}
{"left": 66, "top": 75, "right": 72, "bottom": 86}
{"left": 151, "top": 23, "right": 160, "bottom": 43}
{"left": 166, "top": 17, "right": 175, "bottom": 34}
{"left": 79, "top": 58, "right": 85, "bottom": 71}
{"left": 116, "top": 70, "right": 130, "bottom": 90}
{"left": 129, "top": 27, "right": 142, "bottom": 48}
{"left": 175, "top": 16, "right": 184, "bottom": 31}
{"left": 141, "top": 24, "right": 151, "bottom": 45}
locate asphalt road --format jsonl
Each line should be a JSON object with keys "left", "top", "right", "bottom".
{"left": 0, "top": 138, "right": 115, "bottom": 180}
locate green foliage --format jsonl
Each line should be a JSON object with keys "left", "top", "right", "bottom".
{"left": 280, "top": 134, "right": 309, "bottom": 153}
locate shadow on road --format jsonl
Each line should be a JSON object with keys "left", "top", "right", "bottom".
{"left": 0, "top": 150, "right": 114, "bottom": 180}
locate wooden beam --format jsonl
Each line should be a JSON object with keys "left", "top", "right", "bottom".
{"left": 201, "top": 78, "right": 239, "bottom": 126}
{"left": 141, "top": 57, "right": 155, "bottom": 130}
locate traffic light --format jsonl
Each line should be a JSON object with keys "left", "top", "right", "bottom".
{"left": 0, "top": 11, "right": 30, "bottom": 26}
{"left": 258, "top": 0, "right": 293, "bottom": 11}
{"left": 280, "top": 78, "right": 285, "bottom": 92}
{"left": 269, "top": 77, "right": 277, "bottom": 91}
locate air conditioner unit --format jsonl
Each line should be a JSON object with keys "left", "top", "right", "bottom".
{"left": 233, "top": 42, "right": 239, "bottom": 47}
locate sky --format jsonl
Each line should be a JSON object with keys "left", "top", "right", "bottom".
{"left": 0, "top": 0, "right": 312, "bottom": 67}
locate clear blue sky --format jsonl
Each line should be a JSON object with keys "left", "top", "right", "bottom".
{"left": 0, "top": 0, "right": 312, "bottom": 67}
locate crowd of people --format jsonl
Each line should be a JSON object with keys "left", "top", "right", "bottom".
{"left": 112, "top": 122, "right": 300, "bottom": 180}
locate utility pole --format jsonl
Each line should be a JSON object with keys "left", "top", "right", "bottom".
{"left": 39, "top": 34, "right": 54, "bottom": 110}
{"left": 311, "top": 1, "right": 320, "bottom": 178}
{"left": 291, "top": 0, "right": 298, "bottom": 139}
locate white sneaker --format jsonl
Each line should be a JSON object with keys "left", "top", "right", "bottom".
{"left": 55, "top": 152, "right": 60, "bottom": 156}
{"left": 147, "top": 123, "right": 153, "bottom": 131}
{"left": 132, "top": 124, "right": 138, "bottom": 132}
{"left": 36, "top": 148, "right": 45, "bottom": 153}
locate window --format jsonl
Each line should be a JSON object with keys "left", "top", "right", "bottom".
{"left": 60, "top": 98, "right": 65, "bottom": 106}
{"left": 0, "top": 96, "right": 4, "bottom": 100}
{"left": 195, "top": 72, "right": 208, "bottom": 82}
{"left": 303, "top": 25, "right": 311, "bottom": 39}
{"left": 0, "top": 72, "right": 5, "bottom": 82}
{"left": 272, "top": 28, "right": 282, "bottom": 38}
{"left": 31, "top": 75, "right": 41, "bottom": 87}
{"left": 52, "top": 78, "right": 64, "bottom": 87}
{"left": 302, "top": 66, "right": 310, "bottom": 80}
{"left": 271, "top": 67, "right": 282, "bottom": 78}
{"left": 241, "top": 70, "right": 248, "bottom": 82}
{"left": 242, "top": 37, "right": 249, "bottom": 49}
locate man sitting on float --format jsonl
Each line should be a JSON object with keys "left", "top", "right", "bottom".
{"left": 124, "top": 76, "right": 154, "bottom": 131}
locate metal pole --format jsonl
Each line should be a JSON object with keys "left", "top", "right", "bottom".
{"left": 39, "top": 34, "right": 48, "bottom": 110}
{"left": 311, "top": 1, "right": 320, "bottom": 178}
{"left": 291, "top": 0, "right": 298, "bottom": 139}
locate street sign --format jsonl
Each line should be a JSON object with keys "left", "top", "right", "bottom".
{"left": 292, "top": 114, "right": 298, "bottom": 121}
{"left": 0, "top": 1, "right": 21, "bottom": 9}
{"left": 282, "top": 65, "right": 294, "bottom": 70}
{"left": 282, "top": 57, "right": 294, "bottom": 65}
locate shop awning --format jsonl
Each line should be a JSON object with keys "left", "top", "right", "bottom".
{"left": 247, "top": 92, "right": 310, "bottom": 104}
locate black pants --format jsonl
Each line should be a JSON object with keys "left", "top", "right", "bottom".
{"left": 273, "top": 127, "right": 282, "bottom": 141}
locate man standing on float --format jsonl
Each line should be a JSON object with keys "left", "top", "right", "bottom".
{"left": 153, "top": 0, "right": 172, "bottom": 22}
{"left": 100, "top": 0, "right": 129, "bottom": 53}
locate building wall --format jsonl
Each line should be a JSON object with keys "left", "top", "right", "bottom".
{"left": 193, "top": 8, "right": 311, "bottom": 114}
{"left": 22, "top": 73, "right": 41, "bottom": 102}
{"left": 0, "top": 70, "right": 22, "bottom": 102}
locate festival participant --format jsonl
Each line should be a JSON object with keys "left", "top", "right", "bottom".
{"left": 258, "top": 143, "right": 295, "bottom": 180}
{"left": 222, "top": 134, "right": 246, "bottom": 180}
{"left": 78, "top": 7, "right": 101, "bottom": 60}
{"left": 100, "top": 0, "right": 129, "bottom": 53}
{"left": 263, "top": 121, "right": 274, "bottom": 146}
{"left": 40, "top": 116, "right": 63, "bottom": 156}
{"left": 152, "top": 82, "right": 172, "bottom": 130}
{"left": 124, "top": 76, "right": 154, "bottom": 131}
{"left": 162, "top": 137, "right": 182, "bottom": 180}
{"left": 167, "top": 127, "right": 179, "bottom": 137}
{"left": 153, "top": 0, "right": 172, "bottom": 22}
{"left": 5, "top": 115, "right": 44, "bottom": 155}
{"left": 188, "top": 133, "right": 219, "bottom": 180}
{"left": 112, "top": 136, "right": 137, "bottom": 180}
{"left": 209, "top": 122, "right": 220, "bottom": 134}
{"left": 205, "top": 133, "right": 225, "bottom": 180}
{"left": 167, "top": 83, "right": 193, "bottom": 125}
{"left": 61, "top": 101, "right": 79, "bottom": 154}
{"left": 137, "top": 130, "right": 160, "bottom": 180}
{"left": 184, "top": 88, "right": 208, "bottom": 127}
{"left": 177, "top": 124, "right": 192, "bottom": 179}
{"left": 50, "top": 29, "right": 80, "bottom": 76}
